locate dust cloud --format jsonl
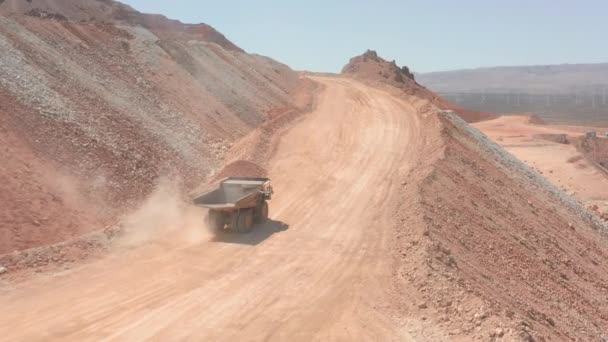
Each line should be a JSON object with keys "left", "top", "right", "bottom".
{"left": 116, "top": 179, "right": 211, "bottom": 248}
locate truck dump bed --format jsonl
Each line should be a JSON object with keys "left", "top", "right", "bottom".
{"left": 193, "top": 177, "right": 270, "bottom": 210}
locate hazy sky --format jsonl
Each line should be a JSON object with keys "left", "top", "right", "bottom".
{"left": 121, "top": 0, "right": 608, "bottom": 73}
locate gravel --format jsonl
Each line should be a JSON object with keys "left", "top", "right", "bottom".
{"left": 442, "top": 111, "right": 608, "bottom": 235}
{"left": 0, "top": 18, "right": 77, "bottom": 121}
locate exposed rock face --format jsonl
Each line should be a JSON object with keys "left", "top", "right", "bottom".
{"left": 342, "top": 49, "right": 416, "bottom": 83}
{"left": 342, "top": 50, "right": 496, "bottom": 123}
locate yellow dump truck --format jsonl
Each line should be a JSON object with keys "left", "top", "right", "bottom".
{"left": 193, "top": 177, "right": 273, "bottom": 233}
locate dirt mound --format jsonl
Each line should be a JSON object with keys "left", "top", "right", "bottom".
{"left": 394, "top": 108, "right": 608, "bottom": 340}
{"left": 0, "top": 101, "right": 106, "bottom": 254}
{"left": 212, "top": 160, "right": 267, "bottom": 181}
{"left": 573, "top": 135, "right": 608, "bottom": 170}
{"left": 0, "top": 0, "right": 125, "bottom": 20}
{"left": 0, "top": 3, "right": 307, "bottom": 254}
{"left": 341, "top": 50, "right": 496, "bottom": 123}
{"left": 526, "top": 114, "right": 547, "bottom": 125}
{"left": 0, "top": 0, "right": 242, "bottom": 52}
{"left": 533, "top": 133, "right": 569, "bottom": 144}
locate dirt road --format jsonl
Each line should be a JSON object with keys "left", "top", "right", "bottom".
{"left": 0, "top": 77, "right": 424, "bottom": 341}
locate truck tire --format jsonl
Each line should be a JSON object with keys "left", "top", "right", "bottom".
{"left": 254, "top": 201, "right": 269, "bottom": 223}
{"left": 236, "top": 209, "right": 254, "bottom": 233}
{"left": 260, "top": 201, "right": 269, "bottom": 221}
{"left": 207, "top": 210, "right": 224, "bottom": 233}
{"left": 229, "top": 212, "right": 239, "bottom": 232}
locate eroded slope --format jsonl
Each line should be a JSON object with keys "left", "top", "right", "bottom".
{"left": 341, "top": 51, "right": 608, "bottom": 340}
{"left": 0, "top": 2, "right": 306, "bottom": 254}
{"left": 393, "top": 111, "right": 608, "bottom": 340}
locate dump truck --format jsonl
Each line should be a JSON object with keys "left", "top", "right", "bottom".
{"left": 193, "top": 177, "right": 273, "bottom": 233}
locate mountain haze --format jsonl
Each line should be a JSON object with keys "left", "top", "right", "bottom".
{"left": 417, "top": 63, "right": 608, "bottom": 124}
{"left": 417, "top": 63, "right": 608, "bottom": 94}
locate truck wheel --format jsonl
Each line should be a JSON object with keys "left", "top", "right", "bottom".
{"left": 254, "top": 201, "right": 269, "bottom": 223}
{"left": 260, "top": 201, "right": 269, "bottom": 221}
{"left": 207, "top": 210, "right": 224, "bottom": 233}
{"left": 229, "top": 212, "right": 239, "bottom": 232}
{"left": 236, "top": 209, "right": 254, "bottom": 233}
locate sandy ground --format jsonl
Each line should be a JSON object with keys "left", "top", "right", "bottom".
{"left": 0, "top": 77, "right": 425, "bottom": 341}
{"left": 474, "top": 115, "right": 608, "bottom": 212}
{"left": 3, "top": 77, "right": 608, "bottom": 341}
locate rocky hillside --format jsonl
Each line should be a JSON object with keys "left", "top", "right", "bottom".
{"left": 342, "top": 50, "right": 496, "bottom": 122}
{"left": 388, "top": 100, "right": 608, "bottom": 340}
{"left": 340, "top": 51, "right": 608, "bottom": 339}
{"left": 0, "top": 0, "right": 243, "bottom": 52}
{"left": 573, "top": 135, "right": 608, "bottom": 171}
{"left": 0, "top": 0, "right": 308, "bottom": 254}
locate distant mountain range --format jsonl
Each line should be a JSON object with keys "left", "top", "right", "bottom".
{"left": 416, "top": 63, "right": 608, "bottom": 94}
{"left": 416, "top": 63, "right": 608, "bottom": 125}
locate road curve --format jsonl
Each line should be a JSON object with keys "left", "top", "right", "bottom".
{"left": 0, "top": 77, "right": 424, "bottom": 341}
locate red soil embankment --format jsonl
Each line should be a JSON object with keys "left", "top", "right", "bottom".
{"left": 394, "top": 107, "right": 608, "bottom": 340}
{"left": 0, "top": 2, "right": 305, "bottom": 255}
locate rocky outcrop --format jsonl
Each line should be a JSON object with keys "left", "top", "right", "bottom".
{"left": 342, "top": 50, "right": 496, "bottom": 123}
{"left": 342, "top": 50, "right": 416, "bottom": 84}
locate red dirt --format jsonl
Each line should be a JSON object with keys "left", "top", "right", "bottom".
{"left": 225, "top": 77, "right": 319, "bottom": 168}
{"left": 1, "top": 4, "right": 608, "bottom": 340}
{"left": 474, "top": 115, "right": 608, "bottom": 216}
{"left": 212, "top": 160, "right": 268, "bottom": 181}
{"left": 0, "top": 2, "right": 305, "bottom": 255}
{"left": 0, "top": 92, "right": 106, "bottom": 254}
{"left": 0, "top": 0, "right": 242, "bottom": 52}
{"left": 1, "top": 74, "right": 607, "bottom": 341}
{"left": 340, "top": 58, "right": 608, "bottom": 338}
{"left": 572, "top": 136, "right": 608, "bottom": 170}
{"left": 526, "top": 114, "right": 547, "bottom": 125}
{"left": 399, "top": 113, "right": 608, "bottom": 340}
